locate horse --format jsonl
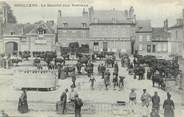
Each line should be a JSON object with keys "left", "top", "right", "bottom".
{"left": 55, "top": 58, "right": 65, "bottom": 65}
{"left": 63, "top": 66, "right": 75, "bottom": 76}
{"left": 152, "top": 74, "right": 166, "bottom": 90}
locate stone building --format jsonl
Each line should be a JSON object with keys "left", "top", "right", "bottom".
{"left": 57, "top": 9, "right": 89, "bottom": 47}
{"left": 135, "top": 20, "right": 152, "bottom": 55}
{"left": 151, "top": 20, "right": 170, "bottom": 58}
{"left": 88, "top": 7, "right": 136, "bottom": 54}
{"left": 0, "top": 1, "right": 16, "bottom": 24}
{"left": 57, "top": 7, "right": 136, "bottom": 54}
{"left": 135, "top": 19, "right": 170, "bottom": 58}
{"left": 1, "top": 21, "right": 56, "bottom": 56}
{"left": 169, "top": 17, "right": 184, "bottom": 57}
{"left": 24, "top": 21, "right": 56, "bottom": 53}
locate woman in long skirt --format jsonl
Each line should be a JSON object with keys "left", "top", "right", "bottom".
{"left": 18, "top": 89, "right": 29, "bottom": 113}
{"left": 163, "top": 93, "right": 175, "bottom": 117}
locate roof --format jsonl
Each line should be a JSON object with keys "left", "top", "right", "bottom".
{"left": 23, "top": 21, "right": 55, "bottom": 34}
{"left": 58, "top": 16, "right": 89, "bottom": 28}
{"left": 136, "top": 20, "right": 152, "bottom": 33}
{"left": 169, "top": 24, "right": 183, "bottom": 29}
{"left": 152, "top": 27, "right": 170, "bottom": 41}
{"left": 3, "top": 23, "right": 23, "bottom": 35}
{"left": 91, "top": 9, "right": 134, "bottom": 24}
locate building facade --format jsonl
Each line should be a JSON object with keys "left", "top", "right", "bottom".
{"left": 1, "top": 21, "right": 56, "bottom": 56}
{"left": 169, "top": 18, "right": 184, "bottom": 57}
{"left": 57, "top": 9, "right": 89, "bottom": 48}
{"left": 57, "top": 7, "right": 136, "bottom": 55}
{"left": 135, "top": 20, "right": 152, "bottom": 55}
{"left": 88, "top": 7, "right": 136, "bottom": 54}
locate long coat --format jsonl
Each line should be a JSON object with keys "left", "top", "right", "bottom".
{"left": 18, "top": 92, "right": 29, "bottom": 113}
{"left": 163, "top": 99, "right": 175, "bottom": 117}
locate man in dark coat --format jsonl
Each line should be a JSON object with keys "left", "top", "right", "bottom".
{"left": 114, "top": 62, "right": 119, "bottom": 75}
{"left": 58, "top": 64, "right": 62, "bottom": 79}
{"left": 74, "top": 94, "right": 83, "bottom": 117}
{"left": 101, "top": 64, "right": 106, "bottom": 79}
{"left": 71, "top": 72, "right": 76, "bottom": 87}
{"left": 152, "top": 92, "right": 160, "bottom": 113}
{"left": 104, "top": 69, "right": 110, "bottom": 90}
{"left": 60, "top": 88, "right": 68, "bottom": 114}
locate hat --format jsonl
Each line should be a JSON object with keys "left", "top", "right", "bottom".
{"left": 167, "top": 92, "right": 171, "bottom": 98}
{"left": 131, "top": 88, "right": 136, "bottom": 91}
{"left": 74, "top": 94, "right": 79, "bottom": 97}
{"left": 65, "top": 88, "right": 68, "bottom": 92}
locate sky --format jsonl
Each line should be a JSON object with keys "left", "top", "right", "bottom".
{"left": 1, "top": 0, "right": 184, "bottom": 27}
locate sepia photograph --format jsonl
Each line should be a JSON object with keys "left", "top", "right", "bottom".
{"left": 0, "top": 0, "right": 184, "bottom": 117}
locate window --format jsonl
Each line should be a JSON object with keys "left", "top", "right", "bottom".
{"left": 37, "top": 26, "right": 46, "bottom": 35}
{"left": 62, "top": 30, "right": 67, "bottom": 33}
{"left": 93, "top": 42, "right": 99, "bottom": 51}
{"left": 71, "top": 30, "right": 76, "bottom": 33}
{"left": 94, "top": 42, "right": 99, "bottom": 45}
{"left": 157, "top": 44, "right": 161, "bottom": 52}
{"left": 147, "top": 35, "right": 151, "bottom": 41}
{"left": 176, "top": 30, "right": 178, "bottom": 39}
{"left": 139, "top": 35, "right": 143, "bottom": 42}
{"left": 103, "top": 42, "right": 108, "bottom": 51}
{"left": 147, "top": 45, "right": 151, "bottom": 53}
{"left": 152, "top": 44, "right": 156, "bottom": 52}
{"left": 10, "top": 32, "right": 15, "bottom": 35}
{"left": 82, "top": 23, "right": 87, "bottom": 28}
{"left": 163, "top": 43, "right": 167, "bottom": 51}
{"left": 139, "top": 44, "right": 143, "bottom": 51}
{"left": 63, "top": 23, "right": 68, "bottom": 28}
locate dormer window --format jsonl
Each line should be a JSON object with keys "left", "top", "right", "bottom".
{"left": 37, "top": 26, "right": 46, "bottom": 35}
{"left": 82, "top": 23, "right": 87, "bottom": 28}
{"left": 10, "top": 32, "right": 15, "bottom": 35}
{"left": 63, "top": 23, "right": 68, "bottom": 28}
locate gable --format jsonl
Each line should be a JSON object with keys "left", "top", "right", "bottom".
{"left": 26, "top": 22, "right": 54, "bottom": 34}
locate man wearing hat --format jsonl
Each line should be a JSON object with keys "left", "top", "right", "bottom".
{"left": 152, "top": 92, "right": 160, "bottom": 113}
{"left": 163, "top": 93, "right": 175, "bottom": 117}
{"left": 141, "top": 89, "right": 151, "bottom": 107}
{"left": 141, "top": 89, "right": 151, "bottom": 117}
{"left": 60, "top": 88, "right": 68, "bottom": 114}
{"left": 129, "top": 88, "right": 137, "bottom": 113}
{"left": 74, "top": 94, "right": 83, "bottom": 117}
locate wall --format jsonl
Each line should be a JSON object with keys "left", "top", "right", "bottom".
{"left": 135, "top": 32, "right": 152, "bottom": 55}
{"left": 169, "top": 28, "right": 183, "bottom": 56}
{"left": 26, "top": 34, "right": 55, "bottom": 52}
{"left": 89, "top": 24, "right": 134, "bottom": 54}
{"left": 90, "top": 25, "right": 134, "bottom": 38}
{"left": 58, "top": 29, "right": 89, "bottom": 47}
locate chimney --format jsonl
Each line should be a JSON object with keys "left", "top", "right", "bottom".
{"left": 58, "top": 10, "right": 62, "bottom": 17}
{"left": 176, "top": 18, "right": 183, "bottom": 25}
{"left": 82, "top": 8, "right": 88, "bottom": 17}
{"left": 88, "top": 6, "right": 94, "bottom": 17}
{"left": 47, "top": 20, "right": 54, "bottom": 26}
{"left": 164, "top": 19, "right": 168, "bottom": 31}
{"left": 57, "top": 10, "right": 62, "bottom": 27}
{"left": 88, "top": 6, "right": 94, "bottom": 22}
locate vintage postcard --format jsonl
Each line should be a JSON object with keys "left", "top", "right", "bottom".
{"left": 0, "top": 0, "right": 184, "bottom": 117}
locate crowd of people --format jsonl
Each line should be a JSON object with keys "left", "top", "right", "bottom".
{"left": 0, "top": 54, "right": 178, "bottom": 117}
{"left": 128, "top": 89, "right": 175, "bottom": 117}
